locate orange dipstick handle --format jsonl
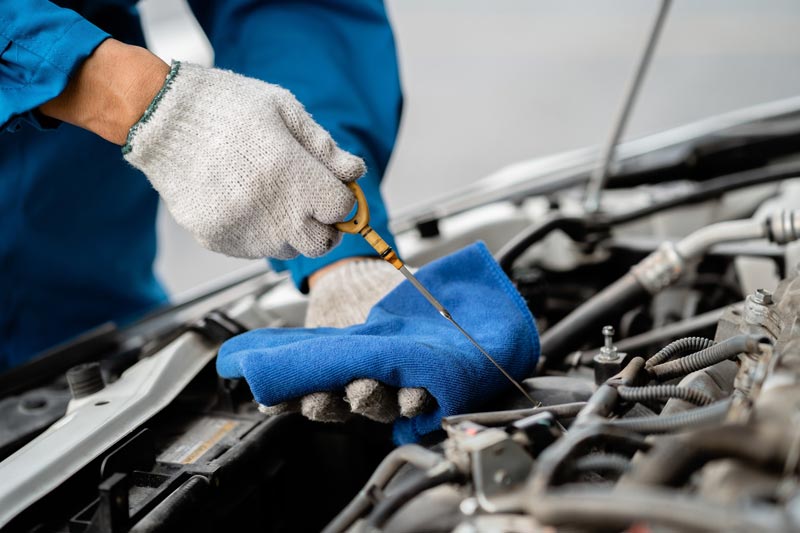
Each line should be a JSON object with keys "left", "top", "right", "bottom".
{"left": 335, "top": 182, "right": 404, "bottom": 269}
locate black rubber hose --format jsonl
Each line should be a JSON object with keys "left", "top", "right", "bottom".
{"left": 322, "top": 445, "right": 445, "bottom": 533}
{"left": 625, "top": 423, "right": 796, "bottom": 487}
{"left": 605, "top": 398, "right": 730, "bottom": 434}
{"left": 530, "top": 425, "right": 649, "bottom": 494}
{"left": 496, "top": 215, "right": 598, "bottom": 274}
{"left": 644, "top": 336, "right": 715, "bottom": 368}
{"left": 527, "top": 487, "right": 791, "bottom": 532}
{"left": 572, "top": 453, "right": 631, "bottom": 475}
{"left": 649, "top": 334, "right": 764, "bottom": 381}
{"left": 365, "top": 465, "right": 462, "bottom": 529}
{"left": 540, "top": 273, "right": 648, "bottom": 367}
{"left": 617, "top": 384, "right": 713, "bottom": 406}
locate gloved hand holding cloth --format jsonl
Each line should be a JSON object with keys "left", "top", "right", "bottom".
{"left": 262, "top": 258, "right": 432, "bottom": 424}
{"left": 218, "top": 242, "right": 540, "bottom": 443}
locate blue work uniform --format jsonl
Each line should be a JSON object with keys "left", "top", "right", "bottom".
{"left": 0, "top": 0, "right": 402, "bottom": 371}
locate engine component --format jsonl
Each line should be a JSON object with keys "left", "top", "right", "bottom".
{"left": 540, "top": 209, "right": 800, "bottom": 365}
{"left": 325, "top": 253, "right": 800, "bottom": 532}
{"left": 592, "top": 326, "right": 629, "bottom": 384}
{"left": 644, "top": 336, "right": 714, "bottom": 368}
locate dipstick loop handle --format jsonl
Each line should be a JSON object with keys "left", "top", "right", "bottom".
{"left": 335, "top": 182, "right": 404, "bottom": 269}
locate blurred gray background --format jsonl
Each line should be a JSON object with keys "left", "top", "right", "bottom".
{"left": 138, "top": 0, "right": 800, "bottom": 296}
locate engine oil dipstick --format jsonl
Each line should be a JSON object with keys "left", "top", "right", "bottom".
{"left": 335, "top": 181, "right": 537, "bottom": 407}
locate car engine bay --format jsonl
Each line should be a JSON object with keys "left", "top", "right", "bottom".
{"left": 4, "top": 98, "right": 800, "bottom": 532}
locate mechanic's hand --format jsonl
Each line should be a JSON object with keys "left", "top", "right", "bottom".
{"left": 123, "top": 61, "right": 364, "bottom": 259}
{"left": 258, "top": 258, "right": 433, "bottom": 423}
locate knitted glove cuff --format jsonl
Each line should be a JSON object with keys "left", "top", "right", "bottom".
{"left": 122, "top": 60, "right": 182, "bottom": 156}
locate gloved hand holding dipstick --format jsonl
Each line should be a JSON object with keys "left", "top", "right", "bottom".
{"left": 122, "top": 61, "right": 441, "bottom": 422}
{"left": 235, "top": 183, "right": 540, "bottom": 430}
{"left": 25, "top": 34, "right": 540, "bottom": 435}
{"left": 123, "top": 62, "right": 365, "bottom": 260}
{"left": 2, "top": 1, "right": 410, "bottom": 374}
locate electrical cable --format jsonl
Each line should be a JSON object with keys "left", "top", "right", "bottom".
{"left": 648, "top": 334, "right": 765, "bottom": 381}
{"left": 617, "top": 384, "right": 713, "bottom": 406}
{"left": 605, "top": 398, "right": 731, "bottom": 434}
{"left": 644, "top": 336, "right": 714, "bottom": 368}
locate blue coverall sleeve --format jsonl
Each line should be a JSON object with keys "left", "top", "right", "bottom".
{"left": 0, "top": 0, "right": 110, "bottom": 132}
{"left": 188, "top": 0, "right": 403, "bottom": 292}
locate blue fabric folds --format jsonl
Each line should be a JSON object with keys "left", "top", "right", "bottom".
{"left": 217, "top": 242, "right": 540, "bottom": 443}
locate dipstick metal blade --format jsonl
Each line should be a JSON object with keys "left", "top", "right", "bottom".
{"left": 398, "top": 265, "right": 538, "bottom": 407}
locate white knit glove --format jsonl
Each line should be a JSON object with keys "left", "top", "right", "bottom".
{"left": 258, "top": 259, "right": 433, "bottom": 423}
{"left": 123, "top": 61, "right": 364, "bottom": 259}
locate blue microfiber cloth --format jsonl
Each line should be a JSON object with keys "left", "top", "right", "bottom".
{"left": 217, "top": 242, "right": 540, "bottom": 443}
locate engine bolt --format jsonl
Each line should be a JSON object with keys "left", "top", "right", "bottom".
{"left": 594, "top": 325, "right": 626, "bottom": 384}
{"left": 598, "top": 326, "right": 618, "bottom": 361}
{"left": 602, "top": 326, "right": 615, "bottom": 349}
{"left": 753, "top": 288, "right": 773, "bottom": 306}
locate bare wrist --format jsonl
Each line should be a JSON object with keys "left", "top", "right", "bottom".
{"left": 39, "top": 39, "right": 170, "bottom": 145}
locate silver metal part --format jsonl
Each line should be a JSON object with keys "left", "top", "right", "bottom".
{"left": 744, "top": 289, "right": 783, "bottom": 339}
{"left": 630, "top": 242, "right": 684, "bottom": 294}
{"left": 769, "top": 209, "right": 800, "bottom": 245}
{"left": 632, "top": 210, "right": 800, "bottom": 295}
{"left": 675, "top": 217, "right": 768, "bottom": 259}
{"left": 675, "top": 209, "right": 800, "bottom": 259}
{"left": 753, "top": 288, "right": 774, "bottom": 306}
{"left": 399, "top": 265, "right": 451, "bottom": 319}
{"left": 597, "top": 326, "right": 619, "bottom": 362}
{"left": 593, "top": 326, "right": 627, "bottom": 384}
{"left": 397, "top": 265, "right": 538, "bottom": 407}
{"left": 583, "top": 0, "right": 673, "bottom": 213}
{"left": 469, "top": 430, "right": 534, "bottom": 513}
